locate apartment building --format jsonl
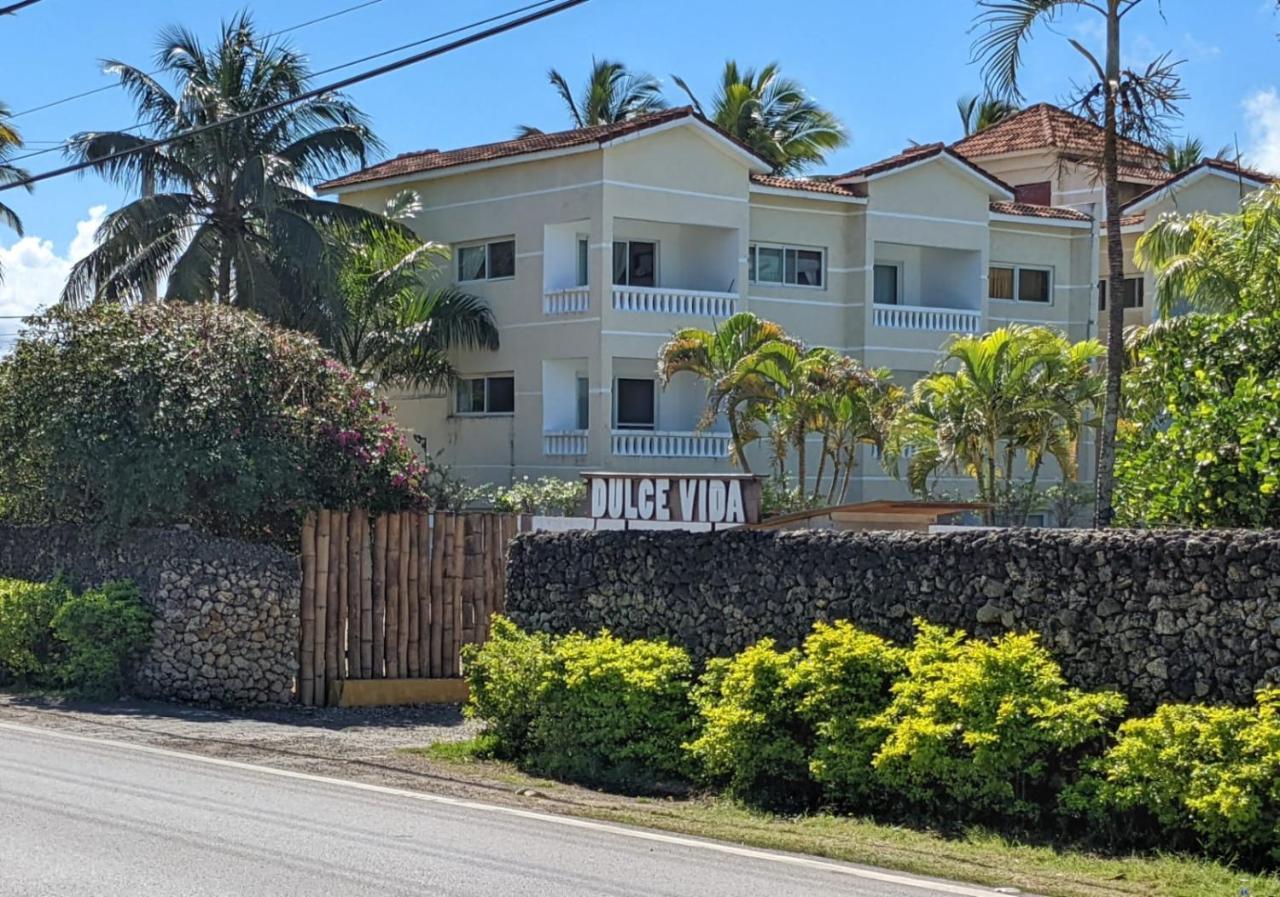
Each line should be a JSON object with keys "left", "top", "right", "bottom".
{"left": 318, "top": 103, "right": 1271, "bottom": 501}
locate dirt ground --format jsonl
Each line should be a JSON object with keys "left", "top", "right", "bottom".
{"left": 0, "top": 694, "right": 639, "bottom": 813}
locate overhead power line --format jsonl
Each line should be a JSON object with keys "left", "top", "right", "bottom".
{"left": 8, "top": 0, "right": 386, "bottom": 120}
{"left": 0, "top": 0, "right": 588, "bottom": 193}
{"left": 0, "top": 0, "right": 42, "bottom": 16}
{"left": 3, "top": 0, "right": 571, "bottom": 168}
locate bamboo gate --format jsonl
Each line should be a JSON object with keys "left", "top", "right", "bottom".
{"left": 298, "top": 510, "right": 530, "bottom": 707}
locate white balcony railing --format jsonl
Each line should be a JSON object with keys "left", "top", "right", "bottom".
{"left": 543, "top": 286, "right": 591, "bottom": 315}
{"left": 543, "top": 430, "right": 588, "bottom": 456}
{"left": 612, "top": 285, "right": 737, "bottom": 318}
{"left": 872, "top": 303, "right": 981, "bottom": 333}
{"left": 611, "top": 430, "right": 732, "bottom": 459}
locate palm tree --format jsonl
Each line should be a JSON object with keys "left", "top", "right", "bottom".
{"left": 971, "top": 0, "right": 1183, "bottom": 528}
{"left": 518, "top": 58, "right": 666, "bottom": 137}
{"left": 886, "top": 326, "right": 1100, "bottom": 525}
{"left": 319, "top": 194, "right": 499, "bottom": 388}
{"left": 61, "top": 14, "right": 383, "bottom": 311}
{"left": 1135, "top": 184, "right": 1280, "bottom": 316}
{"left": 0, "top": 101, "right": 28, "bottom": 278}
{"left": 1162, "top": 135, "right": 1233, "bottom": 174}
{"left": 957, "top": 94, "right": 1019, "bottom": 136}
{"left": 657, "top": 312, "right": 796, "bottom": 473}
{"left": 672, "top": 61, "right": 847, "bottom": 175}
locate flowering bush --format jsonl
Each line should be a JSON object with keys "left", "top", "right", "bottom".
{"left": 0, "top": 304, "right": 429, "bottom": 545}
{"left": 489, "top": 476, "right": 585, "bottom": 516}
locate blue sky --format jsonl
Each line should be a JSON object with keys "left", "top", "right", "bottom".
{"left": 2, "top": 0, "right": 1279, "bottom": 338}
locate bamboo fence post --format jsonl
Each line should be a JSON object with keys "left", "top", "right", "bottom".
{"left": 385, "top": 513, "right": 402, "bottom": 679}
{"left": 451, "top": 514, "right": 465, "bottom": 676}
{"left": 326, "top": 511, "right": 342, "bottom": 695}
{"left": 480, "top": 515, "right": 494, "bottom": 643}
{"left": 372, "top": 515, "right": 387, "bottom": 678}
{"left": 441, "top": 515, "right": 456, "bottom": 678}
{"left": 430, "top": 513, "right": 446, "bottom": 677}
{"left": 407, "top": 512, "right": 421, "bottom": 678}
{"left": 498, "top": 514, "right": 517, "bottom": 617}
{"left": 359, "top": 511, "right": 373, "bottom": 678}
{"left": 416, "top": 512, "right": 430, "bottom": 676}
{"left": 345, "top": 510, "right": 360, "bottom": 678}
{"left": 299, "top": 513, "right": 317, "bottom": 706}
{"left": 398, "top": 511, "right": 411, "bottom": 674}
{"left": 313, "top": 510, "right": 331, "bottom": 704}
{"left": 462, "top": 517, "right": 477, "bottom": 649}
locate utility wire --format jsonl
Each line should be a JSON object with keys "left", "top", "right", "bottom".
{"left": 0, "top": 0, "right": 42, "bottom": 16}
{"left": 8, "top": 0, "right": 386, "bottom": 119}
{"left": 0, "top": 0, "right": 587, "bottom": 192}
{"left": 3, "top": 0, "right": 567, "bottom": 167}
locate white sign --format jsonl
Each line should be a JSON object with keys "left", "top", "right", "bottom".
{"left": 584, "top": 474, "right": 758, "bottom": 525}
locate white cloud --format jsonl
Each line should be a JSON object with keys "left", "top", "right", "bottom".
{"left": 0, "top": 204, "right": 106, "bottom": 320}
{"left": 1182, "top": 32, "right": 1221, "bottom": 61}
{"left": 1243, "top": 89, "right": 1280, "bottom": 175}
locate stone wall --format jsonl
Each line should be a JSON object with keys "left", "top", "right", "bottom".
{"left": 0, "top": 525, "right": 298, "bottom": 706}
{"left": 507, "top": 528, "right": 1280, "bottom": 709}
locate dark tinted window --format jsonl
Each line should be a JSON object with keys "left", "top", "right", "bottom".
{"left": 615, "top": 378, "right": 655, "bottom": 429}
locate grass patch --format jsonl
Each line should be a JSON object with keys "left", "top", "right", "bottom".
{"left": 414, "top": 738, "right": 1280, "bottom": 897}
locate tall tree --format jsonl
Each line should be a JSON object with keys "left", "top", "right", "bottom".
{"left": 318, "top": 193, "right": 499, "bottom": 388}
{"left": 61, "top": 14, "right": 383, "bottom": 312}
{"left": 518, "top": 58, "right": 667, "bottom": 137}
{"left": 673, "top": 61, "right": 847, "bottom": 175}
{"left": 1161, "top": 135, "right": 1232, "bottom": 174}
{"left": 657, "top": 312, "right": 795, "bottom": 473}
{"left": 972, "top": 0, "right": 1183, "bottom": 528}
{"left": 0, "top": 101, "right": 28, "bottom": 279}
{"left": 957, "top": 93, "right": 1020, "bottom": 136}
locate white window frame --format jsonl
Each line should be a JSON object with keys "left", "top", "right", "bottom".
{"left": 748, "top": 242, "right": 826, "bottom": 290}
{"left": 989, "top": 263, "right": 1053, "bottom": 305}
{"left": 456, "top": 238, "right": 516, "bottom": 283}
{"left": 872, "top": 261, "right": 904, "bottom": 306}
{"left": 612, "top": 377, "right": 657, "bottom": 431}
{"left": 454, "top": 374, "right": 515, "bottom": 417}
{"left": 612, "top": 239, "right": 660, "bottom": 287}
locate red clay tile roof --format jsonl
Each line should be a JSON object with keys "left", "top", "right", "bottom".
{"left": 990, "top": 201, "right": 1092, "bottom": 222}
{"left": 318, "top": 107, "right": 769, "bottom": 191}
{"left": 749, "top": 173, "right": 864, "bottom": 197}
{"left": 1121, "top": 157, "right": 1276, "bottom": 211}
{"left": 834, "top": 142, "right": 1015, "bottom": 197}
{"left": 952, "top": 103, "right": 1166, "bottom": 172}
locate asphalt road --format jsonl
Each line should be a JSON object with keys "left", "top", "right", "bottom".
{"left": 0, "top": 722, "right": 1001, "bottom": 897}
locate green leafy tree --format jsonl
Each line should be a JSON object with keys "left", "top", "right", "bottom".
{"left": 1116, "top": 310, "right": 1280, "bottom": 527}
{"left": 62, "top": 14, "right": 383, "bottom": 311}
{"left": 673, "top": 61, "right": 847, "bottom": 174}
{"left": 518, "top": 58, "right": 667, "bottom": 136}
{"left": 1160, "top": 135, "right": 1231, "bottom": 174}
{"left": 0, "top": 303, "right": 430, "bottom": 545}
{"left": 957, "top": 93, "right": 1019, "bottom": 136}
{"left": 657, "top": 312, "right": 797, "bottom": 473}
{"left": 0, "top": 101, "right": 28, "bottom": 276}
{"left": 971, "top": 0, "right": 1184, "bottom": 527}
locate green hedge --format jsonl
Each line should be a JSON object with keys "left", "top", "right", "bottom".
{"left": 465, "top": 617, "right": 1280, "bottom": 865}
{"left": 0, "top": 576, "right": 152, "bottom": 697}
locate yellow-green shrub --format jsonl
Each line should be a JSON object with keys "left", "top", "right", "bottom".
{"left": 867, "top": 621, "right": 1126, "bottom": 823}
{"left": 0, "top": 577, "right": 71, "bottom": 683}
{"left": 686, "top": 640, "right": 812, "bottom": 807}
{"left": 795, "top": 621, "right": 906, "bottom": 810}
{"left": 461, "top": 616, "right": 555, "bottom": 758}
{"left": 528, "top": 630, "right": 695, "bottom": 788}
{"left": 1082, "top": 690, "right": 1280, "bottom": 863}
{"left": 50, "top": 581, "right": 153, "bottom": 698}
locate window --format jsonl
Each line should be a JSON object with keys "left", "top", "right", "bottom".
{"left": 613, "top": 240, "right": 656, "bottom": 287}
{"left": 576, "top": 375, "right": 590, "bottom": 430}
{"left": 1098, "top": 277, "right": 1144, "bottom": 310}
{"left": 576, "top": 238, "right": 589, "bottom": 287}
{"left": 989, "top": 264, "right": 1051, "bottom": 303}
{"left": 1013, "top": 181, "right": 1052, "bottom": 206}
{"left": 873, "top": 263, "right": 900, "bottom": 305}
{"left": 457, "top": 239, "right": 515, "bottom": 282}
{"left": 749, "top": 243, "right": 824, "bottom": 287}
{"left": 455, "top": 375, "right": 515, "bottom": 415}
{"left": 614, "top": 378, "right": 655, "bottom": 430}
